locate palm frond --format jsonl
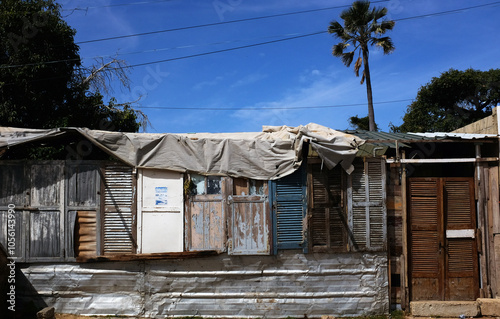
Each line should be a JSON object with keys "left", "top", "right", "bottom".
{"left": 354, "top": 56, "right": 363, "bottom": 77}
{"left": 371, "top": 36, "right": 395, "bottom": 54}
{"left": 373, "top": 7, "right": 388, "bottom": 21}
{"left": 361, "top": 70, "right": 366, "bottom": 85}
{"left": 341, "top": 51, "right": 355, "bottom": 67}
{"left": 332, "top": 43, "right": 347, "bottom": 57}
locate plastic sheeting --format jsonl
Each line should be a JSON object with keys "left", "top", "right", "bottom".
{"left": 0, "top": 123, "right": 363, "bottom": 179}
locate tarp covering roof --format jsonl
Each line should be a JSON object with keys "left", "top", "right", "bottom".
{"left": 0, "top": 123, "right": 364, "bottom": 179}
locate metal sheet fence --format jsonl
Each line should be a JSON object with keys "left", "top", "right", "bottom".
{"left": 20, "top": 251, "right": 389, "bottom": 317}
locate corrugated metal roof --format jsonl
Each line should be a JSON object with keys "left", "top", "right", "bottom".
{"left": 412, "top": 132, "right": 498, "bottom": 139}
{"left": 344, "top": 130, "right": 498, "bottom": 144}
{"left": 343, "top": 130, "right": 432, "bottom": 143}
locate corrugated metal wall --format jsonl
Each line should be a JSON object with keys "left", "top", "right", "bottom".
{"left": 20, "top": 251, "right": 388, "bottom": 317}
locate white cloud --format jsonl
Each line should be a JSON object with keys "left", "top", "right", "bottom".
{"left": 231, "top": 65, "right": 366, "bottom": 129}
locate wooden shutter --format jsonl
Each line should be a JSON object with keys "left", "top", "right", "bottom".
{"left": 443, "top": 178, "right": 478, "bottom": 301}
{"left": 0, "top": 163, "right": 26, "bottom": 260}
{"left": 347, "top": 158, "right": 386, "bottom": 251}
{"left": 66, "top": 163, "right": 100, "bottom": 258}
{"left": 272, "top": 166, "right": 307, "bottom": 253}
{"left": 186, "top": 176, "right": 226, "bottom": 252}
{"left": 228, "top": 195, "right": 270, "bottom": 255}
{"left": 28, "top": 162, "right": 64, "bottom": 260}
{"left": 102, "top": 165, "right": 136, "bottom": 255}
{"left": 409, "top": 178, "right": 441, "bottom": 300}
{"left": 309, "top": 163, "right": 347, "bottom": 252}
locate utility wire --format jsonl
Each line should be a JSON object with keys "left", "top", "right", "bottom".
{"left": 62, "top": 0, "right": 176, "bottom": 12}
{"left": 2, "top": 1, "right": 499, "bottom": 70}
{"left": 136, "top": 99, "right": 414, "bottom": 110}
{"left": 75, "top": 1, "right": 390, "bottom": 44}
{"left": 123, "top": 31, "right": 325, "bottom": 69}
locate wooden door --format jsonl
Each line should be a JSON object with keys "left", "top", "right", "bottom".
{"left": 409, "top": 177, "right": 479, "bottom": 301}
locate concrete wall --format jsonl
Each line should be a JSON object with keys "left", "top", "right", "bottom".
{"left": 20, "top": 251, "right": 389, "bottom": 318}
{"left": 453, "top": 107, "right": 498, "bottom": 134}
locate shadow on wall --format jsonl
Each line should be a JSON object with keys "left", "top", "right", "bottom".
{"left": 1, "top": 243, "right": 47, "bottom": 319}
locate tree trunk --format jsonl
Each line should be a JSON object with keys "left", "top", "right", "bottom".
{"left": 362, "top": 45, "right": 376, "bottom": 131}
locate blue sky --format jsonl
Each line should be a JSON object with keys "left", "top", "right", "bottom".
{"left": 59, "top": 0, "right": 500, "bottom": 133}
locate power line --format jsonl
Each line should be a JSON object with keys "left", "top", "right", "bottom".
{"left": 394, "top": 1, "right": 500, "bottom": 21}
{"left": 1, "top": 1, "right": 498, "bottom": 72}
{"left": 136, "top": 99, "right": 414, "bottom": 110}
{"left": 75, "top": 1, "right": 390, "bottom": 45}
{"left": 124, "top": 31, "right": 325, "bottom": 69}
{"left": 61, "top": 0, "right": 176, "bottom": 12}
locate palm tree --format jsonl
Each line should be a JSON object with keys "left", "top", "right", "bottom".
{"left": 328, "top": 1, "right": 395, "bottom": 131}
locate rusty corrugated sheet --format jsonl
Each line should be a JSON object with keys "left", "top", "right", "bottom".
{"left": 20, "top": 251, "right": 389, "bottom": 317}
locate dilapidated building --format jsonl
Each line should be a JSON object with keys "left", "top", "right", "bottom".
{"left": 0, "top": 124, "right": 390, "bottom": 318}
{"left": 2, "top": 121, "right": 500, "bottom": 318}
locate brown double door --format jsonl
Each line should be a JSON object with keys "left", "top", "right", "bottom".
{"left": 409, "top": 177, "right": 479, "bottom": 301}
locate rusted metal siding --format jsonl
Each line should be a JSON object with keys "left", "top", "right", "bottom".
{"left": 20, "top": 251, "right": 389, "bottom": 317}
{"left": 102, "top": 165, "right": 136, "bottom": 255}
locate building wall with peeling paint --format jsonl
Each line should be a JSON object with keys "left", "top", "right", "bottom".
{"left": 20, "top": 251, "right": 388, "bottom": 317}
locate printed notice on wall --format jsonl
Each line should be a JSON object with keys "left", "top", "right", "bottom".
{"left": 155, "top": 187, "right": 168, "bottom": 205}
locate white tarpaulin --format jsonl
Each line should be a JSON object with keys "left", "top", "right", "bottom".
{"left": 0, "top": 123, "right": 364, "bottom": 179}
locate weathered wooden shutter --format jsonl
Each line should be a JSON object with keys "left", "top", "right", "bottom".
{"left": 347, "top": 158, "right": 386, "bottom": 251}
{"left": 66, "top": 164, "right": 100, "bottom": 258}
{"left": 102, "top": 165, "right": 136, "bottom": 255}
{"left": 28, "top": 162, "right": 65, "bottom": 260}
{"left": 309, "top": 163, "right": 347, "bottom": 251}
{"left": 272, "top": 166, "right": 307, "bottom": 253}
{"left": 186, "top": 176, "right": 226, "bottom": 252}
{"left": 408, "top": 178, "right": 441, "bottom": 300}
{"left": 444, "top": 178, "right": 478, "bottom": 301}
{"left": 228, "top": 180, "right": 270, "bottom": 255}
{"left": 0, "top": 163, "right": 26, "bottom": 260}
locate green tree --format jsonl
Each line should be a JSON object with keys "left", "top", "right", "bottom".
{"left": 0, "top": 0, "right": 143, "bottom": 131}
{"left": 349, "top": 114, "right": 378, "bottom": 131}
{"left": 392, "top": 68, "right": 500, "bottom": 133}
{"left": 328, "top": 1, "right": 395, "bottom": 131}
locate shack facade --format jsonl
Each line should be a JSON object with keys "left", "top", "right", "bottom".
{"left": 0, "top": 124, "right": 390, "bottom": 318}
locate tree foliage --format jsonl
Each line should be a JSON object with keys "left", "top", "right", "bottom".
{"left": 0, "top": 0, "right": 143, "bottom": 132}
{"left": 349, "top": 115, "right": 378, "bottom": 131}
{"left": 393, "top": 68, "right": 500, "bottom": 133}
{"left": 328, "top": 1, "right": 395, "bottom": 131}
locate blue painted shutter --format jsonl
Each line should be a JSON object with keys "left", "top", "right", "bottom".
{"left": 272, "top": 166, "right": 307, "bottom": 253}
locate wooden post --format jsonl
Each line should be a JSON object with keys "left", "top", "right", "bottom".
{"left": 476, "top": 145, "right": 490, "bottom": 297}
{"left": 401, "top": 150, "right": 409, "bottom": 309}
{"left": 490, "top": 166, "right": 500, "bottom": 297}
